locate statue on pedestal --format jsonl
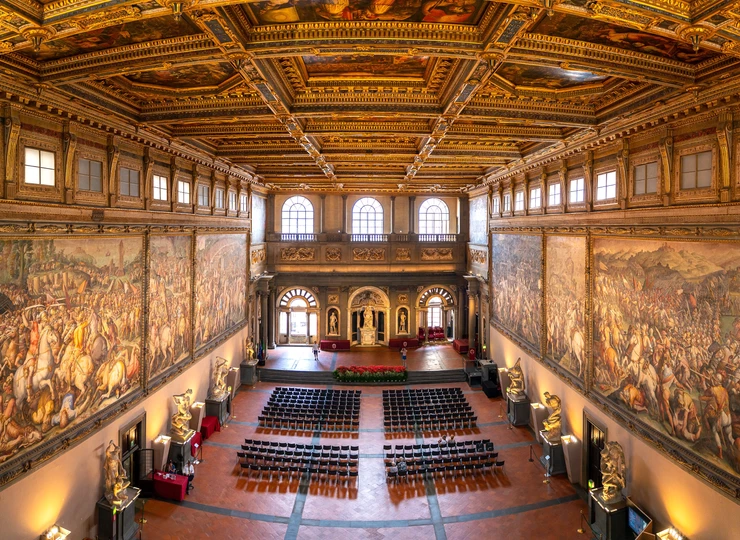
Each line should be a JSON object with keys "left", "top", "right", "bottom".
{"left": 507, "top": 358, "right": 526, "bottom": 397}
{"left": 329, "top": 310, "right": 338, "bottom": 335}
{"left": 104, "top": 440, "right": 130, "bottom": 505}
{"left": 399, "top": 310, "right": 407, "bottom": 333}
{"left": 542, "top": 392, "right": 562, "bottom": 442}
{"left": 363, "top": 305, "right": 374, "bottom": 328}
{"left": 171, "top": 389, "right": 193, "bottom": 437}
{"left": 600, "top": 441, "right": 626, "bottom": 503}
{"left": 210, "top": 357, "right": 228, "bottom": 399}
{"left": 245, "top": 338, "right": 255, "bottom": 363}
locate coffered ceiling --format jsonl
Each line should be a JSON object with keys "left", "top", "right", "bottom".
{"left": 1, "top": 0, "right": 739, "bottom": 192}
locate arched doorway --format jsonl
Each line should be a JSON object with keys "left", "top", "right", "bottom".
{"left": 348, "top": 287, "right": 390, "bottom": 346}
{"left": 417, "top": 286, "right": 456, "bottom": 341}
{"left": 277, "top": 288, "right": 319, "bottom": 345}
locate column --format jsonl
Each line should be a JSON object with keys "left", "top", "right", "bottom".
{"left": 260, "top": 292, "right": 269, "bottom": 349}
{"left": 268, "top": 287, "right": 276, "bottom": 349}
{"left": 341, "top": 194, "right": 348, "bottom": 234}
{"left": 320, "top": 194, "right": 326, "bottom": 233}
{"left": 266, "top": 193, "right": 275, "bottom": 234}
{"left": 467, "top": 293, "right": 475, "bottom": 345}
{"left": 389, "top": 196, "right": 396, "bottom": 234}
{"left": 408, "top": 196, "right": 416, "bottom": 234}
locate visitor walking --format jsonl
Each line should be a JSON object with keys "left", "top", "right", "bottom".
{"left": 313, "top": 340, "right": 320, "bottom": 362}
{"left": 400, "top": 346, "right": 407, "bottom": 367}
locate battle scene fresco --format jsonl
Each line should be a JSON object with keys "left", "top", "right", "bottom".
{"left": 0, "top": 237, "right": 143, "bottom": 466}
{"left": 302, "top": 55, "right": 429, "bottom": 79}
{"left": 194, "top": 234, "right": 247, "bottom": 350}
{"left": 248, "top": 0, "right": 487, "bottom": 25}
{"left": 497, "top": 63, "right": 607, "bottom": 90}
{"left": 125, "top": 62, "right": 237, "bottom": 89}
{"left": 546, "top": 236, "right": 587, "bottom": 382}
{"left": 147, "top": 236, "right": 192, "bottom": 382}
{"left": 491, "top": 233, "right": 541, "bottom": 352}
{"left": 593, "top": 238, "right": 740, "bottom": 479}
{"left": 531, "top": 12, "right": 717, "bottom": 64}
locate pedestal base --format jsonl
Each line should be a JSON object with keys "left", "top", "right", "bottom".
{"left": 206, "top": 394, "right": 230, "bottom": 426}
{"left": 360, "top": 327, "right": 376, "bottom": 346}
{"left": 589, "top": 488, "right": 628, "bottom": 540}
{"left": 168, "top": 430, "right": 195, "bottom": 471}
{"left": 96, "top": 487, "right": 141, "bottom": 540}
{"left": 540, "top": 431, "right": 567, "bottom": 476}
{"left": 241, "top": 361, "right": 257, "bottom": 385}
{"left": 507, "top": 393, "right": 530, "bottom": 426}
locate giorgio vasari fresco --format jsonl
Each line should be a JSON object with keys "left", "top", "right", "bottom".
{"left": 0, "top": 237, "right": 143, "bottom": 465}
{"left": 147, "top": 236, "right": 192, "bottom": 381}
{"left": 491, "top": 233, "right": 542, "bottom": 352}
{"left": 546, "top": 236, "right": 587, "bottom": 382}
{"left": 194, "top": 234, "right": 247, "bottom": 350}
{"left": 593, "top": 237, "right": 740, "bottom": 478}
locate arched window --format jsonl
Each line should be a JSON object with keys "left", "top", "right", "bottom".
{"left": 352, "top": 197, "right": 383, "bottom": 234}
{"left": 281, "top": 196, "right": 314, "bottom": 234}
{"left": 418, "top": 198, "right": 449, "bottom": 234}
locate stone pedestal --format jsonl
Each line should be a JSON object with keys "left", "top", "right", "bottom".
{"left": 540, "top": 431, "right": 567, "bottom": 476}
{"left": 168, "top": 430, "right": 195, "bottom": 471}
{"left": 206, "top": 394, "right": 230, "bottom": 426}
{"left": 561, "top": 435, "right": 582, "bottom": 485}
{"left": 506, "top": 392, "right": 530, "bottom": 426}
{"left": 360, "top": 327, "right": 376, "bottom": 345}
{"left": 96, "top": 487, "right": 141, "bottom": 540}
{"left": 241, "top": 361, "right": 257, "bottom": 385}
{"left": 530, "top": 403, "right": 549, "bottom": 443}
{"left": 589, "top": 488, "right": 628, "bottom": 540}
{"left": 189, "top": 402, "right": 205, "bottom": 433}
{"left": 227, "top": 367, "right": 240, "bottom": 399}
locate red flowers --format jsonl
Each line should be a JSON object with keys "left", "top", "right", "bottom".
{"left": 333, "top": 365, "right": 408, "bottom": 382}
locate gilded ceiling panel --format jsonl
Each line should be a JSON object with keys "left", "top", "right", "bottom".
{"left": 124, "top": 62, "right": 237, "bottom": 89}
{"left": 530, "top": 12, "right": 717, "bottom": 64}
{"left": 496, "top": 62, "right": 608, "bottom": 90}
{"left": 246, "top": 0, "right": 488, "bottom": 25}
{"left": 302, "top": 54, "right": 429, "bottom": 79}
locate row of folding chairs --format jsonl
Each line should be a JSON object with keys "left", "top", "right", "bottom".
{"left": 263, "top": 406, "right": 360, "bottom": 416}
{"left": 386, "top": 459, "right": 505, "bottom": 482}
{"left": 239, "top": 452, "right": 359, "bottom": 469}
{"left": 383, "top": 440, "right": 491, "bottom": 451}
{"left": 240, "top": 463, "right": 359, "bottom": 483}
{"left": 383, "top": 397, "right": 467, "bottom": 406}
{"left": 383, "top": 404, "right": 471, "bottom": 416}
{"left": 241, "top": 445, "right": 359, "bottom": 460}
{"left": 382, "top": 388, "right": 462, "bottom": 396}
{"left": 384, "top": 413, "right": 477, "bottom": 432}
{"left": 244, "top": 440, "right": 358, "bottom": 453}
{"left": 272, "top": 388, "right": 361, "bottom": 398}
{"left": 258, "top": 413, "right": 359, "bottom": 431}
{"left": 268, "top": 398, "right": 361, "bottom": 407}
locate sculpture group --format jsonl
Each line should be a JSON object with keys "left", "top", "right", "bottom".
{"left": 541, "top": 392, "right": 562, "bottom": 442}
{"left": 103, "top": 440, "right": 130, "bottom": 505}
{"left": 507, "top": 358, "right": 526, "bottom": 397}
{"left": 171, "top": 389, "right": 193, "bottom": 438}
{"left": 600, "top": 441, "right": 626, "bottom": 503}
{"left": 210, "top": 357, "right": 229, "bottom": 400}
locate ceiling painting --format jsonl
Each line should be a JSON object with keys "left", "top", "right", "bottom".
{"left": 302, "top": 54, "right": 430, "bottom": 79}
{"left": 248, "top": 0, "right": 487, "bottom": 25}
{"left": 530, "top": 12, "right": 718, "bottom": 64}
{"left": 124, "top": 62, "right": 237, "bottom": 89}
{"left": 496, "top": 63, "right": 608, "bottom": 90}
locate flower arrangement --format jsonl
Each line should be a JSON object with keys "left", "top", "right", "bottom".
{"left": 333, "top": 365, "right": 408, "bottom": 383}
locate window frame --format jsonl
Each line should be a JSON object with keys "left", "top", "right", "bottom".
{"left": 503, "top": 193, "right": 511, "bottom": 213}
{"left": 282, "top": 195, "right": 315, "bottom": 234}
{"left": 595, "top": 170, "right": 618, "bottom": 201}
{"left": 492, "top": 196, "right": 500, "bottom": 216}
{"left": 78, "top": 157, "right": 104, "bottom": 193}
{"left": 119, "top": 166, "right": 140, "bottom": 198}
{"left": 229, "top": 191, "right": 237, "bottom": 211}
{"left": 239, "top": 193, "right": 248, "bottom": 213}
{"left": 351, "top": 197, "right": 384, "bottom": 235}
{"left": 548, "top": 183, "right": 561, "bottom": 207}
{"left": 418, "top": 198, "right": 450, "bottom": 235}
{"left": 24, "top": 147, "right": 56, "bottom": 187}
{"left": 197, "top": 183, "right": 210, "bottom": 207}
{"left": 679, "top": 150, "right": 713, "bottom": 191}
{"left": 632, "top": 161, "right": 659, "bottom": 196}
{"left": 514, "top": 190, "right": 525, "bottom": 212}
{"left": 152, "top": 174, "right": 168, "bottom": 201}
{"left": 569, "top": 177, "right": 585, "bottom": 204}
{"left": 215, "top": 187, "right": 225, "bottom": 209}
{"left": 529, "top": 187, "right": 542, "bottom": 210}
{"left": 177, "top": 180, "right": 191, "bottom": 204}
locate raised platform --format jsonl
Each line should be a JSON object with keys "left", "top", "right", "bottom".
{"left": 258, "top": 368, "right": 467, "bottom": 385}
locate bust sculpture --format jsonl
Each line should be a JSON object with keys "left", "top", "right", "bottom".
{"left": 542, "top": 392, "right": 562, "bottom": 442}
{"left": 507, "top": 358, "right": 526, "bottom": 397}
{"left": 104, "top": 440, "right": 130, "bottom": 505}
{"left": 600, "top": 441, "right": 626, "bottom": 503}
{"left": 171, "top": 389, "right": 193, "bottom": 437}
{"left": 210, "top": 357, "right": 229, "bottom": 399}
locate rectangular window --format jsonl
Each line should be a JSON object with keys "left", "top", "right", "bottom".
{"left": 229, "top": 191, "right": 237, "bottom": 210}
{"left": 152, "top": 174, "right": 168, "bottom": 201}
{"left": 680, "top": 151, "right": 712, "bottom": 190}
{"left": 634, "top": 162, "right": 658, "bottom": 195}
{"left": 529, "top": 187, "right": 541, "bottom": 209}
{"left": 503, "top": 194, "right": 511, "bottom": 212}
{"left": 119, "top": 167, "right": 140, "bottom": 197}
{"left": 177, "top": 180, "right": 190, "bottom": 204}
{"left": 215, "top": 188, "right": 224, "bottom": 209}
{"left": 240, "top": 193, "right": 248, "bottom": 213}
{"left": 492, "top": 196, "right": 500, "bottom": 215}
{"left": 78, "top": 158, "right": 103, "bottom": 192}
{"left": 569, "top": 177, "right": 584, "bottom": 203}
{"left": 24, "top": 147, "right": 55, "bottom": 186}
{"left": 198, "top": 184, "right": 210, "bottom": 207}
{"left": 596, "top": 170, "right": 617, "bottom": 201}
{"left": 548, "top": 183, "right": 561, "bottom": 206}
{"left": 514, "top": 191, "right": 524, "bottom": 212}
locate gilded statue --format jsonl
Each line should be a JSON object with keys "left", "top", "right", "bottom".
{"left": 246, "top": 338, "right": 255, "bottom": 363}
{"left": 329, "top": 311, "right": 338, "bottom": 334}
{"left": 104, "top": 440, "right": 130, "bottom": 505}
{"left": 600, "top": 441, "right": 626, "bottom": 503}
{"left": 507, "top": 358, "right": 526, "bottom": 397}
{"left": 210, "top": 357, "right": 229, "bottom": 400}
{"left": 171, "top": 389, "right": 193, "bottom": 437}
{"left": 363, "top": 305, "right": 374, "bottom": 329}
{"left": 542, "top": 392, "right": 562, "bottom": 442}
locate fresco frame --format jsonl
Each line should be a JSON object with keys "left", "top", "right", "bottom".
{"left": 193, "top": 231, "right": 249, "bottom": 357}
{"left": 0, "top": 224, "right": 146, "bottom": 489}
{"left": 543, "top": 233, "right": 590, "bottom": 392}
{"left": 489, "top": 229, "right": 544, "bottom": 359}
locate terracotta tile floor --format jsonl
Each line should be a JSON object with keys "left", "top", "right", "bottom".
{"left": 137, "top": 375, "right": 589, "bottom": 540}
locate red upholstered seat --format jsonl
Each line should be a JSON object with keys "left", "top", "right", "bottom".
{"left": 389, "top": 338, "right": 420, "bottom": 349}
{"left": 319, "top": 339, "right": 350, "bottom": 351}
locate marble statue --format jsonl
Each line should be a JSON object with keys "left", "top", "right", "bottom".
{"left": 363, "top": 305, "right": 374, "bottom": 328}
{"left": 171, "top": 389, "right": 193, "bottom": 437}
{"left": 542, "top": 392, "right": 562, "bottom": 442}
{"left": 104, "top": 440, "right": 130, "bottom": 505}
{"left": 329, "top": 311, "right": 338, "bottom": 334}
{"left": 600, "top": 441, "right": 626, "bottom": 503}
{"left": 246, "top": 338, "right": 255, "bottom": 362}
{"left": 399, "top": 311, "right": 407, "bottom": 333}
{"left": 210, "top": 357, "right": 229, "bottom": 399}
{"left": 507, "top": 358, "right": 526, "bottom": 397}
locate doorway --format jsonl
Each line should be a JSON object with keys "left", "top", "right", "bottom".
{"left": 277, "top": 288, "right": 319, "bottom": 345}
{"left": 583, "top": 412, "right": 607, "bottom": 489}
{"left": 119, "top": 413, "right": 146, "bottom": 486}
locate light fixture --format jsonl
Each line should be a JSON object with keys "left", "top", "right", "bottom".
{"left": 657, "top": 528, "right": 686, "bottom": 540}
{"left": 154, "top": 434, "right": 171, "bottom": 444}
{"left": 42, "top": 525, "right": 70, "bottom": 540}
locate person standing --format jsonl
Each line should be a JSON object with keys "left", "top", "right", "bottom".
{"left": 184, "top": 460, "right": 195, "bottom": 494}
{"left": 400, "top": 346, "right": 407, "bottom": 368}
{"left": 313, "top": 340, "right": 320, "bottom": 362}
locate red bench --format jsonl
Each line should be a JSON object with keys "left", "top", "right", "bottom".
{"left": 320, "top": 339, "right": 350, "bottom": 351}
{"left": 200, "top": 415, "right": 219, "bottom": 439}
{"left": 453, "top": 339, "right": 469, "bottom": 354}
{"left": 388, "top": 338, "right": 420, "bottom": 350}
